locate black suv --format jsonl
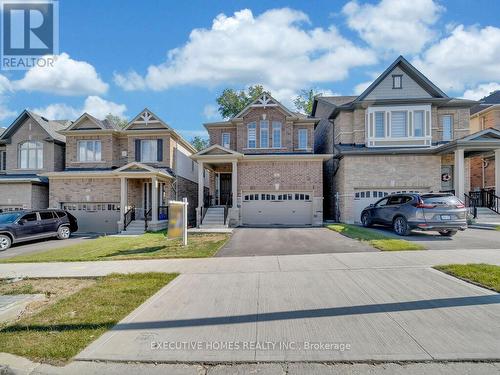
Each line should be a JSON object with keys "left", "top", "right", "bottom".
{"left": 0, "top": 210, "right": 78, "bottom": 251}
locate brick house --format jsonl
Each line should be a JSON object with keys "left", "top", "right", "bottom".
{"left": 45, "top": 109, "right": 207, "bottom": 233}
{"left": 313, "top": 56, "right": 500, "bottom": 224}
{"left": 0, "top": 110, "right": 68, "bottom": 211}
{"left": 192, "top": 93, "right": 330, "bottom": 227}
{"left": 469, "top": 91, "right": 500, "bottom": 191}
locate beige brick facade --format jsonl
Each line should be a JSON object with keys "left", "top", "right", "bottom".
{"left": 0, "top": 182, "right": 44, "bottom": 209}
{"left": 49, "top": 178, "right": 121, "bottom": 208}
{"left": 65, "top": 134, "right": 117, "bottom": 169}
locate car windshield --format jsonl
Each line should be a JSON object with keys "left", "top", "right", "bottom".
{"left": 0, "top": 212, "right": 22, "bottom": 224}
{"left": 421, "top": 195, "right": 461, "bottom": 205}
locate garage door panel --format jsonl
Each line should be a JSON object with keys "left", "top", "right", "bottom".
{"left": 242, "top": 192, "right": 312, "bottom": 226}
{"left": 62, "top": 202, "right": 120, "bottom": 233}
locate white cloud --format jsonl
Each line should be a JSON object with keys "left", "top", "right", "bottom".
{"left": 203, "top": 104, "right": 219, "bottom": 120}
{"left": 114, "top": 8, "right": 376, "bottom": 94}
{"left": 14, "top": 53, "right": 108, "bottom": 96}
{"left": 353, "top": 80, "right": 372, "bottom": 95}
{"left": 179, "top": 129, "right": 209, "bottom": 139}
{"left": 342, "top": 0, "right": 443, "bottom": 54}
{"left": 462, "top": 82, "right": 500, "bottom": 100}
{"left": 413, "top": 25, "right": 500, "bottom": 93}
{"left": 32, "top": 96, "right": 127, "bottom": 120}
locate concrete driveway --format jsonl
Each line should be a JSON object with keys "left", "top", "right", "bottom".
{"left": 0, "top": 234, "right": 96, "bottom": 259}
{"left": 368, "top": 226, "right": 500, "bottom": 250}
{"left": 216, "top": 227, "right": 376, "bottom": 257}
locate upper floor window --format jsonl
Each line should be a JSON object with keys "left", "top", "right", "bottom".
{"left": 414, "top": 111, "right": 424, "bottom": 137}
{"left": 78, "top": 140, "right": 102, "bottom": 162}
{"left": 441, "top": 115, "right": 453, "bottom": 141}
{"left": 247, "top": 122, "right": 256, "bottom": 148}
{"left": 392, "top": 75, "right": 402, "bottom": 89}
{"left": 260, "top": 120, "right": 269, "bottom": 148}
{"left": 19, "top": 141, "right": 43, "bottom": 169}
{"left": 272, "top": 122, "right": 282, "bottom": 148}
{"left": 298, "top": 129, "right": 308, "bottom": 149}
{"left": 222, "top": 133, "right": 231, "bottom": 149}
{"left": 141, "top": 140, "right": 158, "bottom": 162}
{"left": 391, "top": 111, "right": 407, "bottom": 137}
{"left": 374, "top": 112, "right": 385, "bottom": 138}
{"left": 0, "top": 150, "right": 5, "bottom": 171}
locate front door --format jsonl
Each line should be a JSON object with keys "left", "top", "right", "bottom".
{"left": 219, "top": 173, "right": 232, "bottom": 205}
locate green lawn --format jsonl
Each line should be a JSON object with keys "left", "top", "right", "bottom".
{"left": 0, "top": 231, "right": 229, "bottom": 263}
{"left": 0, "top": 273, "right": 177, "bottom": 364}
{"left": 327, "top": 224, "right": 424, "bottom": 251}
{"left": 434, "top": 264, "right": 500, "bottom": 292}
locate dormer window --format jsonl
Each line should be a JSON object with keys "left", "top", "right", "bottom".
{"left": 392, "top": 75, "right": 402, "bottom": 89}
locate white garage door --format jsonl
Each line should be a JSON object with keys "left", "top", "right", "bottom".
{"left": 241, "top": 192, "right": 312, "bottom": 226}
{"left": 352, "top": 189, "right": 423, "bottom": 224}
{"left": 62, "top": 202, "right": 120, "bottom": 233}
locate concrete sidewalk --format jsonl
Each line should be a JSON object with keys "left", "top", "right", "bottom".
{"left": 1, "top": 249, "right": 500, "bottom": 279}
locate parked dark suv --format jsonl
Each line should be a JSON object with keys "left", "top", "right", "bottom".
{"left": 0, "top": 210, "right": 78, "bottom": 251}
{"left": 360, "top": 193, "right": 467, "bottom": 236}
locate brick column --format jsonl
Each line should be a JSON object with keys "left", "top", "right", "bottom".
{"left": 197, "top": 162, "right": 204, "bottom": 227}
{"left": 151, "top": 176, "right": 158, "bottom": 222}
{"left": 454, "top": 149, "right": 465, "bottom": 201}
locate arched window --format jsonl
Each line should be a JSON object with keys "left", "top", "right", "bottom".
{"left": 19, "top": 141, "right": 43, "bottom": 169}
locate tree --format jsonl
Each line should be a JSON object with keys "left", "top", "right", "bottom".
{"left": 216, "top": 85, "right": 268, "bottom": 119}
{"left": 293, "top": 89, "right": 322, "bottom": 116}
{"left": 106, "top": 114, "right": 128, "bottom": 128}
{"left": 191, "top": 136, "right": 209, "bottom": 151}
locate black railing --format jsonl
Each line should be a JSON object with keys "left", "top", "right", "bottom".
{"left": 144, "top": 208, "right": 152, "bottom": 232}
{"left": 158, "top": 205, "right": 169, "bottom": 221}
{"left": 464, "top": 193, "right": 478, "bottom": 219}
{"left": 484, "top": 190, "right": 500, "bottom": 214}
{"left": 123, "top": 206, "right": 135, "bottom": 230}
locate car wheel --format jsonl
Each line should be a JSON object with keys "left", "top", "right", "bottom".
{"left": 439, "top": 230, "right": 457, "bottom": 237}
{"left": 361, "top": 212, "right": 372, "bottom": 227}
{"left": 0, "top": 235, "right": 12, "bottom": 251}
{"left": 393, "top": 216, "right": 411, "bottom": 236}
{"left": 57, "top": 226, "right": 71, "bottom": 240}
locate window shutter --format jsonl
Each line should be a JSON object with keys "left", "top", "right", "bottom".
{"left": 135, "top": 140, "right": 141, "bottom": 162}
{"left": 157, "top": 139, "right": 163, "bottom": 161}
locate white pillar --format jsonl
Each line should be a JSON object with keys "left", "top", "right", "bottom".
{"left": 232, "top": 160, "right": 237, "bottom": 208}
{"left": 151, "top": 176, "right": 158, "bottom": 222}
{"left": 495, "top": 149, "right": 500, "bottom": 197}
{"left": 119, "top": 177, "right": 127, "bottom": 230}
{"left": 454, "top": 149, "right": 465, "bottom": 200}
{"left": 198, "top": 162, "right": 204, "bottom": 209}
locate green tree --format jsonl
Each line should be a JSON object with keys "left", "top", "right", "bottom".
{"left": 191, "top": 136, "right": 209, "bottom": 151}
{"left": 293, "top": 89, "right": 323, "bottom": 116}
{"left": 216, "top": 85, "right": 268, "bottom": 119}
{"left": 105, "top": 114, "right": 128, "bottom": 128}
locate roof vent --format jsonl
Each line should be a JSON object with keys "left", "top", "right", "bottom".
{"left": 41, "top": 116, "right": 49, "bottom": 122}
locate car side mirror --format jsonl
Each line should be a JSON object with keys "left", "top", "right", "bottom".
{"left": 369, "top": 204, "right": 375, "bottom": 208}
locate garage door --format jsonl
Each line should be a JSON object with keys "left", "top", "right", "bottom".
{"left": 241, "top": 192, "right": 312, "bottom": 226}
{"left": 62, "top": 202, "right": 120, "bottom": 233}
{"left": 352, "top": 189, "right": 423, "bottom": 224}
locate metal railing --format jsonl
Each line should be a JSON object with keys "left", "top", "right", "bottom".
{"left": 484, "top": 190, "right": 500, "bottom": 214}
{"left": 144, "top": 208, "right": 152, "bottom": 232}
{"left": 464, "top": 193, "right": 478, "bottom": 219}
{"left": 123, "top": 206, "right": 135, "bottom": 230}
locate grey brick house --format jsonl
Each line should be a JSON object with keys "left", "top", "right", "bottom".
{"left": 313, "top": 56, "right": 500, "bottom": 224}
{"left": 0, "top": 110, "right": 68, "bottom": 211}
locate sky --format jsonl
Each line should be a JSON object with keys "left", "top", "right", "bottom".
{"left": 1, "top": 0, "right": 500, "bottom": 139}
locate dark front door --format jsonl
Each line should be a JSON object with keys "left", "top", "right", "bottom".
{"left": 219, "top": 173, "right": 232, "bottom": 205}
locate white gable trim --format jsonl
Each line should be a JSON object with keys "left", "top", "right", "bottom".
{"left": 234, "top": 93, "right": 295, "bottom": 118}
{"left": 124, "top": 108, "right": 171, "bottom": 130}
{"left": 65, "top": 113, "right": 103, "bottom": 131}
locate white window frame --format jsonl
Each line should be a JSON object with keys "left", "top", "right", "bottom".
{"left": 298, "top": 129, "right": 308, "bottom": 149}
{"left": 77, "top": 140, "right": 102, "bottom": 162}
{"left": 19, "top": 140, "right": 43, "bottom": 169}
{"left": 441, "top": 115, "right": 453, "bottom": 142}
{"left": 0, "top": 150, "right": 5, "bottom": 171}
{"left": 260, "top": 120, "right": 269, "bottom": 148}
{"left": 272, "top": 122, "right": 282, "bottom": 148}
{"left": 141, "top": 139, "right": 158, "bottom": 162}
{"left": 247, "top": 122, "right": 256, "bottom": 148}
{"left": 222, "top": 132, "right": 231, "bottom": 149}
{"left": 366, "top": 105, "right": 432, "bottom": 148}
{"left": 374, "top": 111, "right": 385, "bottom": 138}
{"left": 392, "top": 75, "right": 402, "bottom": 89}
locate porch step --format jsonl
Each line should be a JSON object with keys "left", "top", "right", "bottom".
{"left": 121, "top": 220, "right": 146, "bottom": 235}
{"left": 201, "top": 207, "right": 227, "bottom": 229}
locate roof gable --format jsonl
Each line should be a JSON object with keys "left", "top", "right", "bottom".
{"left": 115, "top": 162, "right": 158, "bottom": 173}
{"left": 193, "top": 144, "right": 242, "bottom": 157}
{"left": 459, "top": 128, "right": 500, "bottom": 142}
{"left": 125, "top": 108, "right": 170, "bottom": 131}
{"left": 234, "top": 93, "right": 295, "bottom": 118}
{"left": 66, "top": 113, "right": 108, "bottom": 131}
{"left": 356, "top": 56, "right": 448, "bottom": 102}
{"left": 0, "top": 110, "right": 67, "bottom": 143}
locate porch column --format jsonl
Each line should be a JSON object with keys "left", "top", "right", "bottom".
{"left": 120, "top": 177, "right": 127, "bottom": 218}
{"left": 454, "top": 148, "right": 465, "bottom": 201}
{"left": 198, "top": 162, "right": 204, "bottom": 209}
{"left": 151, "top": 176, "right": 158, "bottom": 222}
{"left": 495, "top": 149, "right": 500, "bottom": 197}
{"left": 232, "top": 160, "right": 237, "bottom": 208}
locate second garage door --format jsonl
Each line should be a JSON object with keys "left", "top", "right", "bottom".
{"left": 62, "top": 202, "right": 121, "bottom": 233}
{"left": 241, "top": 192, "right": 312, "bottom": 226}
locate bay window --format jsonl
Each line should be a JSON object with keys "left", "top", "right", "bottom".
{"left": 298, "top": 129, "right": 308, "bottom": 149}
{"left": 374, "top": 112, "right": 385, "bottom": 138}
{"left": 260, "top": 120, "right": 269, "bottom": 148}
{"left": 19, "top": 141, "right": 43, "bottom": 169}
{"left": 272, "top": 122, "right": 282, "bottom": 148}
{"left": 391, "top": 111, "right": 407, "bottom": 137}
{"left": 413, "top": 110, "right": 424, "bottom": 137}
{"left": 78, "top": 140, "right": 102, "bottom": 162}
{"left": 247, "top": 122, "right": 256, "bottom": 148}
